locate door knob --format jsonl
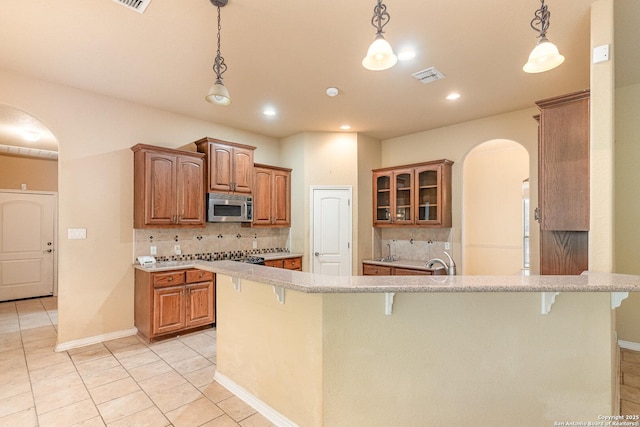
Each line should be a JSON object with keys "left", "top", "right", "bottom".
{"left": 314, "top": 252, "right": 322, "bottom": 257}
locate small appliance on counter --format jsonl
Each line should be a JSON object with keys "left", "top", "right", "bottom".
{"left": 136, "top": 256, "right": 156, "bottom": 268}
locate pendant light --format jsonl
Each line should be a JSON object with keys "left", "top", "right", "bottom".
{"left": 205, "top": 0, "right": 232, "bottom": 105}
{"left": 362, "top": 0, "right": 397, "bottom": 71}
{"left": 523, "top": 0, "right": 565, "bottom": 73}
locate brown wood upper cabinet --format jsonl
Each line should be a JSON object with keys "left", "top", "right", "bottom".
{"left": 536, "top": 90, "right": 590, "bottom": 231}
{"left": 132, "top": 144, "right": 205, "bottom": 229}
{"left": 373, "top": 159, "right": 453, "bottom": 228}
{"left": 194, "top": 137, "right": 256, "bottom": 194}
{"left": 535, "top": 90, "right": 590, "bottom": 275}
{"left": 253, "top": 164, "right": 292, "bottom": 227}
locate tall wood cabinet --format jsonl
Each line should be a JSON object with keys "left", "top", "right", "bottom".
{"left": 535, "top": 90, "right": 590, "bottom": 275}
{"left": 132, "top": 144, "right": 205, "bottom": 229}
{"left": 373, "top": 159, "right": 452, "bottom": 227}
{"left": 194, "top": 137, "right": 255, "bottom": 194}
{"left": 135, "top": 268, "right": 215, "bottom": 342}
{"left": 253, "top": 164, "right": 292, "bottom": 227}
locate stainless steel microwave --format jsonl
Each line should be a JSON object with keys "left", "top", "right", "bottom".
{"left": 206, "top": 193, "right": 253, "bottom": 223}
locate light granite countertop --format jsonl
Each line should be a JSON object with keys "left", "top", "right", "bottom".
{"left": 133, "top": 252, "right": 303, "bottom": 273}
{"left": 192, "top": 260, "right": 640, "bottom": 293}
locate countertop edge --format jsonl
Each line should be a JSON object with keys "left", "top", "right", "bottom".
{"left": 194, "top": 261, "right": 640, "bottom": 294}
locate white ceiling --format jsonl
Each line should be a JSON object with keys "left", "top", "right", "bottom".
{"left": 0, "top": 0, "right": 628, "bottom": 150}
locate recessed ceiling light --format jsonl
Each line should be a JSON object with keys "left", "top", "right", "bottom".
{"left": 340, "top": 125, "right": 351, "bottom": 130}
{"left": 263, "top": 107, "right": 277, "bottom": 117}
{"left": 397, "top": 48, "right": 416, "bottom": 61}
{"left": 326, "top": 87, "right": 339, "bottom": 97}
{"left": 446, "top": 92, "right": 461, "bottom": 101}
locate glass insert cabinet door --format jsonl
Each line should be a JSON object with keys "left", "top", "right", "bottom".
{"left": 375, "top": 173, "right": 391, "bottom": 222}
{"left": 394, "top": 169, "right": 413, "bottom": 224}
{"left": 373, "top": 169, "right": 414, "bottom": 225}
{"left": 415, "top": 165, "right": 440, "bottom": 224}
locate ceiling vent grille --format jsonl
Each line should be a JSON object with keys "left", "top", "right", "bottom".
{"left": 112, "top": 0, "right": 152, "bottom": 14}
{"left": 0, "top": 144, "right": 58, "bottom": 159}
{"left": 411, "top": 67, "right": 446, "bottom": 84}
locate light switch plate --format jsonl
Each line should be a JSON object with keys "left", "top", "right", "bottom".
{"left": 150, "top": 246, "right": 157, "bottom": 255}
{"left": 593, "top": 44, "right": 609, "bottom": 64}
{"left": 68, "top": 228, "right": 87, "bottom": 239}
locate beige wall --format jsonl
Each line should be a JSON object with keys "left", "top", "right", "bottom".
{"left": 356, "top": 134, "right": 381, "bottom": 273}
{"left": 215, "top": 275, "right": 615, "bottom": 426}
{"left": 0, "top": 68, "right": 280, "bottom": 345}
{"left": 463, "top": 140, "right": 529, "bottom": 275}
{"left": 281, "top": 132, "right": 361, "bottom": 274}
{"left": 381, "top": 108, "right": 540, "bottom": 273}
{"left": 614, "top": 82, "right": 640, "bottom": 342}
{"left": 216, "top": 275, "right": 324, "bottom": 426}
{"left": 590, "top": 0, "right": 615, "bottom": 273}
{"left": 0, "top": 155, "right": 58, "bottom": 191}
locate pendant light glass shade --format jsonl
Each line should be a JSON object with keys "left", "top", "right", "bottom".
{"left": 362, "top": 35, "right": 398, "bottom": 71}
{"left": 523, "top": 36, "right": 565, "bottom": 73}
{"left": 523, "top": 0, "right": 564, "bottom": 73}
{"left": 205, "top": 79, "right": 232, "bottom": 105}
{"left": 362, "top": 0, "right": 396, "bottom": 71}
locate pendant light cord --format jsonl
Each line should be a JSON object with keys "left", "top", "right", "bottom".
{"left": 530, "top": 0, "right": 550, "bottom": 38}
{"left": 213, "top": 4, "right": 227, "bottom": 80}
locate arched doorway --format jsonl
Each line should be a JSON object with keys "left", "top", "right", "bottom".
{"left": 0, "top": 104, "right": 59, "bottom": 300}
{"left": 462, "top": 139, "right": 529, "bottom": 275}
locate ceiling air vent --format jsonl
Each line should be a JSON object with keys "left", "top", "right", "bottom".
{"left": 112, "top": 0, "right": 152, "bottom": 14}
{"left": 411, "top": 67, "right": 446, "bottom": 84}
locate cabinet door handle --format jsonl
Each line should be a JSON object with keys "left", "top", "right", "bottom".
{"left": 168, "top": 276, "right": 173, "bottom": 281}
{"left": 534, "top": 207, "right": 540, "bottom": 222}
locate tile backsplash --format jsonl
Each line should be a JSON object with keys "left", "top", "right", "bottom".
{"left": 378, "top": 228, "right": 452, "bottom": 262}
{"left": 134, "top": 223, "right": 290, "bottom": 262}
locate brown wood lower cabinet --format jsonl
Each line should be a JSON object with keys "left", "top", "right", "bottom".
{"left": 362, "top": 263, "right": 438, "bottom": 276}
{"left": 264, "top": 256, "right": 302, "bottom": 271}
{"left": 135, "top": 268, "right": 215, "bottom": 342}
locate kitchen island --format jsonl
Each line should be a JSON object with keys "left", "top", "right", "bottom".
{"left": 193, "top": 261, "right": 640, "bottom": 427}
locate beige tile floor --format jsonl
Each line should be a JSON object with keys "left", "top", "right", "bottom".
{"left": 0, "top": 297, "right": 275, "bottom": 427}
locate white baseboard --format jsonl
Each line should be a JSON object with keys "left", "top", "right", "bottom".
{"left": 55, "top": 328, "right": 138, "bottom": 352}
{"left": 618, "top": 340, "right": 640, "bottom": 352}
{"left": 214, "top": 371, "right": 298, "bottom": 427}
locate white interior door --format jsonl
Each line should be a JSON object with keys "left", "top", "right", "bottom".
{"left": 311, "top": 187, "right": 352, "bottom": 276}
{"left": 0, "top": 191, "right": 56, "bottom": 301}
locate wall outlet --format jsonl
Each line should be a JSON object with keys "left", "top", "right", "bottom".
{"left": 174, "top": 245, "right": 181, "bottom": 255}
{"left": 252, "top": 240, "right": 258, "bottom": 249}
{"left": 444, "top": 242, "right": 450, "bottom": 250}
{"left": 150, "top": 246, "right": 157, "bottom": 255}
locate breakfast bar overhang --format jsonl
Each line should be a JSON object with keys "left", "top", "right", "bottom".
{"left": 197, "top": 261, "right": 640, "bottom": 427}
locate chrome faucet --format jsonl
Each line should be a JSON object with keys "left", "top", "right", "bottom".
{"left": 383, "top": 243, "right": 394, "bottom": 262}
{"left": 426, "top": 251, "right": 456, "bottom": 275}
